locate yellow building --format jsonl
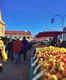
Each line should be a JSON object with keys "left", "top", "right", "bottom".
{"left": 0, "top": 10, "right": 32, "bottom": 41}
{"left": 5, "top": 30, "right": 32, "bottom": 41}
{"left": 0, "top": 10, "right": 5, "bottom": 37}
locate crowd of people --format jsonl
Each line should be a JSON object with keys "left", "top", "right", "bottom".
{"left": 0, "top": 36, "right": 32, "bottom": 64}
{"left": 0, "top": 35, "right": 62, "bottom": 65}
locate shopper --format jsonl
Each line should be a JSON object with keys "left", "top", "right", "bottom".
{"left": 7, "top": 38, "right": 13, "bottom": 60}
{"left": 13, "top": 38, "right": 22, "bottom": 64}
{"left": 21, "top": 36, "right": 29, "bottom": 64}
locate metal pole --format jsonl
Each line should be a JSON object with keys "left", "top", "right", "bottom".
{"left": 51, "top": 15, "right": 64, "bottom": 43}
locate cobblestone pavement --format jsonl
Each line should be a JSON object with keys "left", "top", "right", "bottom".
{"left": 0, "top": 49, "right": 32, "bottom": 80}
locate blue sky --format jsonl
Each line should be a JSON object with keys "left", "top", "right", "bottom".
{"left": 1, "top": 0, "right": 66, "bottom": 35}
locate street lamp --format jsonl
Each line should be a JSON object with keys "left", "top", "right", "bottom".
{"left": 51, "top": 14, "right": 66, "bottom": 28}
{"left": 51, "top": 14, "right": 66, "bottom": 42}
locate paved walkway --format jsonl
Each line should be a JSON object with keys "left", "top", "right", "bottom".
{"left": 0, "top": 49, "right": 33, "bottom": 80}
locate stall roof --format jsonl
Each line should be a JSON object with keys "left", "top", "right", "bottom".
{"left": 36, "top": 31, "right": 66, "bottom": 38}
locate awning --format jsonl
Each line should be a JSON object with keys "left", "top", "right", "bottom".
{"left": 36, "top": 31, "right": 66, "bottom": 38}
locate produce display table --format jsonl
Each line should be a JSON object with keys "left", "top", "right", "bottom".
{"left": 30, "top": 46, "right": 66, "bottom": 80}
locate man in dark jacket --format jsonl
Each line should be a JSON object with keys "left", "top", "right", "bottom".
{"left": 21, "top": 36, "right": 29, "bottom": 63}
{"left": 7, "top": 38, "right": 14, "bottom": 61}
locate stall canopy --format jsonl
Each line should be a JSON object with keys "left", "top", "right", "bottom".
{"left": 36, "top": 31, "right": 66, "bottom": 38}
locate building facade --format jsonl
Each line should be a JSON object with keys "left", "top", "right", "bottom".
{"left": 35, "top": 31, "right": 66, "bottom": 42}
{"left": 5, "top": 30, "right": 32, "bottom": 41}
{"left": 0, "top": 11, "right": 5, "bottom": 37}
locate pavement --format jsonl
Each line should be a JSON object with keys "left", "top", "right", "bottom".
{"left": 0, "top": 49, "right": 32, "bottom": 80}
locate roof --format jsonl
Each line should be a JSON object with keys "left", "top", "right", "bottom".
{"left": 5, "top": 30, "right": 31, "bottom": 35}
{"left": 36, "top": 31, "right": 66, "bottom": 38}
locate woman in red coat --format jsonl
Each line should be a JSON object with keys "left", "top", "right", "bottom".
{"left": 13, "top": 38, "right": 22, "bottom": 64}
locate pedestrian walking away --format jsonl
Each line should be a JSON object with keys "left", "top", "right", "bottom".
{"left": 13, "top": 38, "right": 22, "bottom": 64}
{"left": 21, "top": 36, "right": 29, "bottom": 64}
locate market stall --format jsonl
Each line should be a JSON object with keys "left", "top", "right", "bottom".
{"left": 30, "top": 46, "right": 66, "bottom": 80}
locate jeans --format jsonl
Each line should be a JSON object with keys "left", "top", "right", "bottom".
{"left": 14, "top": 53, "right": 21, "bottom": 64}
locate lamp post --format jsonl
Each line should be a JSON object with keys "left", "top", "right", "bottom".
{"left": 51, "top": 14, "right": 65, "bottom": 28}
{"left": 51, "top": 15, "right": 66, "bottom": 42}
